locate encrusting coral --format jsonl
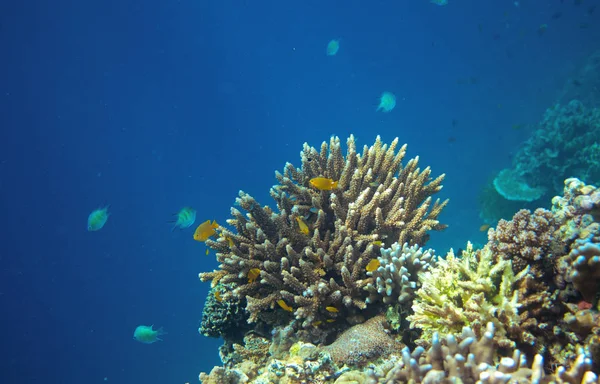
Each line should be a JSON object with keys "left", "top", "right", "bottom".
{"left": 199, "top": 135, "right": 448, "bottom": 330}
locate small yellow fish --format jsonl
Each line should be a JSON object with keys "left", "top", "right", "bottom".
{"left": 87, "top": 206, "right": 110, "bottom": 231}
{"left": 315, "top": 268, "right": 326, "bottom": 277}
{"left": 325, "top": 306, "right": 339, "bottom": 313}
{"left": 326, "top": 319, "right": 335, "bottom": 323}
{"left": 193, "top": 220, "right": 219, "bottom": 242}
{"left": 278, "top": 299, "right": 293, "bottom": 312}
{"left": 372, "top": 240, "right": 383, "bottom": 247}
{"left": 223, "top": 236, "right": 234, "bottom": 247}
{"left": 366, "top": 259, "right": 381, "bottom": 272}
{"left": 479, "top": 224, "right": 491, "bottom": 232}
{"left": 313, "top": 321, "right": 322, "bottom": 326}
{"left": 170, "top": 207, "right": 196, "bottom": 231}
{"left": 295, "top": 216, "right": 309, "bottom": 235}
{"left": 309, "top": 177, "right": 338, "bottom": 191}
{"left": 247, "top": 268, "right": 261, "bottom": 283}
{"left": 205, "top": 249, "right": 210, "bottom": 256}
{"left": 214, "top": 291, "right": 223, "bottom": 302}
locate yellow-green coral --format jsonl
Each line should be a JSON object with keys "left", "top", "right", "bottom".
{"left": 407, "top": 242, "right": 526, "bottom": 349}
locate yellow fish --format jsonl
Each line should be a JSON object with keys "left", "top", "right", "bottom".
{"left": 278, "top": 300, "right": 293, "bottom": 312}
{"left": 87, "top": 206, "right": 110, "bottom": 231}
{"left": 366, "top": 259, "right": 380, "bottom": 272}
{"left": 325, "top": 306, "right": 339, "bottom": 313}
{"left": 170, "top": 207, "right": 196, "bottom": 231}
{"left": 193, "top": 220, "right": 219, "bottom": 242}
{"left": 309, "top": 177, "right": 338, "bottom": 191}
{"left": 372, "top": 240, "right": 383, "bottom": 246}
{"left": 479, "top": 224, "right": 490, "bottom": 232}
{"left": 295, "top": 216, "right": 309, "bottom": 235}
{"left": 214, "top": 291, "right": 223, "bottom": 302}
{"left": 247, "top": 268, "right": 261, "bottom": 283}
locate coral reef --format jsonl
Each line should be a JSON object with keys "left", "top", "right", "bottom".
{"left": 480, "top": 100, "right": 600, "bottom": 223}
{"left": 407, "top": 242, "right": 525, "bottom": 350}
{"left": 195, "top": 133, "right": 600, "bottom": 383}
{"left": 494, "top": 100, "right": 600, "bottom": 203}
{"left": 368, "top": 323, "right": 598, "bottom": 384}
{"left": 199, "top": 135, "right": 448, "bottom": 330}
{"left": 559, "top": 49, "right": 600, "bottom": 108}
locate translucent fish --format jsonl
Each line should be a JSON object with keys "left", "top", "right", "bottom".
{"left": 170, "top": 207, "right": 196, "bottom": 231}
{"left": 87, "top": 206, "right": 110, "bottom": 231}
{"left": 133, "top": 325, "right": 166, "bottom": 344}
{"left": 376, "top": 92, "right": 396, "bottom": 113}
{"left": 326, "top": 39, "right": 340, "bottom": 56}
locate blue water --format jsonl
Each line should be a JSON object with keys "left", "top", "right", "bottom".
{"left": 1, "top": 1, "right": 598, "bottom": 383}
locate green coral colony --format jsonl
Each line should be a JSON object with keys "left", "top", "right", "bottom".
{"left": 197, "top": 134, "right": 600, "bottom": 384}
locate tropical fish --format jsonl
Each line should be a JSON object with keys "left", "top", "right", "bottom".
{"left": 170, "top": 207, "right": 196, "bottom": 231}
{"left": 366, "top": 259, "right": 381, "bottom": 272}
{"left": 326, "top": 39, "right": 340, "bottom": 56}
{"left": 87, "top": 206, "right": 110, "bottom": 231}
{"left": 372, "top": 240, "right": 383, "bottom": 247}
{"left": 247, "top": 268, "right": 261, "bottom": 283}
{"left": 133, "top": 325, "right": 166, "bottom": 344}
{"left": 193, "top": 220, "right": 219, "bottom": 242}
{"left": 296, "top": 216, "right": 309, "bottom": 235}
{"left": 309, "top": 177, "right": 338, "bottom": 191}
{"left": 479, "top": 224, "right": 491, "bottom": 232}
{"left": 214, "top": 291, "right": 223, "bottom": 302}
{"left": 376, "top": 92, "right": 396, "bottom": 113}
{"left": 325, "top": 306, "right": 339, "bottom": 313}
{"left": 278, "top": 299, "right": 293, "bottom": 312}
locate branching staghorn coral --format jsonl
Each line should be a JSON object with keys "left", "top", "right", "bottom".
{"left": 407, "top": 242, "right": 526, "bottom": 350}
{"left": 199, "top": 135, "right": 448, "bottom": 330}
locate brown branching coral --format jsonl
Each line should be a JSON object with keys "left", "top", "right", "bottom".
{"left": 488, "top": 208, "right": 557, "bottom": 275}
{"left": 199, "top": 135, "right": 448, "bottom": 330}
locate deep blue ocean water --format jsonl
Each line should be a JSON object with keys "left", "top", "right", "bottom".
{"left": 1, "top": 1, "right": 599, "bottom": 383}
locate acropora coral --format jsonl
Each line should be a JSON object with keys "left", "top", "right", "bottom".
{"left": 199, "top": 135, "right": 447, "bottom": 331}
